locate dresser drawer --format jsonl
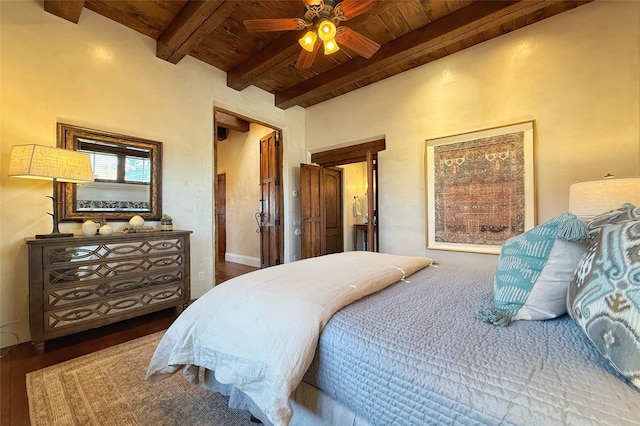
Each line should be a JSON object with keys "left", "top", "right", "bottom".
{"left": 44, "top": 238, "right": 184, "bottom": 264}
{"left": 44, "top": 284, "right": 185, "bottom": 332}
{"left": 45, "top": 269, "right": 184, "bottom": 309}
{"left": 45, "top": 253, "right": 184, "bottom": 286}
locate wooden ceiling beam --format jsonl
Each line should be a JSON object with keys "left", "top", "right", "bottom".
{"left": 44, "top": 0, "right": 85, "bottom": 24}
{"left": 157, "top": 1, "right": 242, "bottom": 65}
{"left": 215, "top": 110, "right": 250, "bottom": 133}
{"left": 311, "top": 139, "right": 386, "bottom": 167}
{"left": 227, "top": 0, "right": 399, "bottom": 92}
{"left": 227, "top": 31, "right": 303, "bottom": 91}
{"left": 275, "top": 0, "right": 550, "bottom": 109}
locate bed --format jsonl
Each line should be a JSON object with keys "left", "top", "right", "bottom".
{"left": 146, "top": 250, "right": 640, "bottom": 426}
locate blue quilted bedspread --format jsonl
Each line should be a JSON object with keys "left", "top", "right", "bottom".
{"left": 303, "top": 259, "right": 640, "bottom": 425}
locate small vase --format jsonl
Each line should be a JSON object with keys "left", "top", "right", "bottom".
{"left": 99, "top": 224, "right": 113, "bottom": 235}
{"left": 82, "top": 220, "right": 98, "bottom": 236}
{"left": 129, "top": 215, "right": 145, "bottom": 227}
{"left": 160, "top": 222, "right": 173, "bottom": 231}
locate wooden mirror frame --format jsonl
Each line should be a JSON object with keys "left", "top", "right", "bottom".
{"left": 57, "top": 123, "right": 163, "bottom": 221}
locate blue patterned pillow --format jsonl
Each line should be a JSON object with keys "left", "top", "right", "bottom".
{"left": 586, "top": 203, "right": 640, "bottom": 238}
{"left": 567, "top": 219, "right": 640, "bottom": 390}
{"left": 478, "top": 213, "right": 588, "bottom": 326}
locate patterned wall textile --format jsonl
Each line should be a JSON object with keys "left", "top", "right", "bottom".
{"left": 433, "top": 131, "right": 525, "bottom": 246}
{"left": 567, "top": 219, "right": 640, "bottom": 389}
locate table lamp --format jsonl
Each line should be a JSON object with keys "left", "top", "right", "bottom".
{"left": 9, "top": 144, "right": 94, "bottom": 238}
{"left": 569, "top": 175, "right": 640, "bottom": 220}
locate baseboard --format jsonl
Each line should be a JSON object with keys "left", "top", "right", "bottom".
{"left": 224, "top": 253, "right": 261, "bottom": 268}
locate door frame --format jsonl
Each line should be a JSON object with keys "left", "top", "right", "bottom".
{"left": 213, "top": 107, "right": 284, "bottom": 281}
{"left": 310, "top": 138, "right": 385, "bottom": 252}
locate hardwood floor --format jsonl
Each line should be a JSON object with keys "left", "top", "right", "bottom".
{"left": 216, "top": 259, "right": 259, "bottom": 284}
{"left": 1, "top": 261, "right": 256, "bottom": 426}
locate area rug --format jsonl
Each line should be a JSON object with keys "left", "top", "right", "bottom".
{"left": 26, "top": 331, "right": 255, "bottom": 425}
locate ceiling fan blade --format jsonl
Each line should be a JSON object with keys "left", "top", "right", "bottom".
{"left": 244, "top": 18, "right": 306, "bottom": 32}
{"left": 336, "top": 28, "right": 380, "bottom": 59}
{"left": 296, "top": 40, "right": 321, "bottom": 69}
{"left": 334, "top": 0, "right": 377, "bottom": 20}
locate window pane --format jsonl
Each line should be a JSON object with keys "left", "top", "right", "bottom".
{"left": 125, "top": 156, "right": 151, "bottom": 183}
{"left": 87, "top": 152, "right": 118, "bottom": 181}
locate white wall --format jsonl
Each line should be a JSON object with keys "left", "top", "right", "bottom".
{"left": 77, "top": 182, "right": 149, "bottom": 203}
{"left": 0, "top": 0, "right": 305, "bottom": 347}
{"left": 305, "top": 0, "right": 640, "bottom": 262}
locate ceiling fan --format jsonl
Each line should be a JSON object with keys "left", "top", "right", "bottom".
{"left": 244, "top": 0, "right": 381, "bottom": 69}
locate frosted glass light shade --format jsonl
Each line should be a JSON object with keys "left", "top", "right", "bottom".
{"left": 323, "top": 38, "right": 339, "bottom": 55}
{"left": 317, "top": 20, "right": 336, "bottom": 41}
{"left": 299, "top": 30, "right": 317, "bottom": 52}
{"left": 569, "top": 176, "right": 640, "bottom": 219}
{"left": 8, "top": 144, "right": 93, "bottom": 183}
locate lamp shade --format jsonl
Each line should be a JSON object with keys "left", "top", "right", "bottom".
{"left": 8, "top": 144, "right": 93, "bottom": 183}
{"left": 317, "top": 20, "right": 336, "bottom": 41}
{"left": 299, "top": 30, "right": 317, "bottom": 52}
{"left": 569, "top": 176, "right": 640, "bottom": 219}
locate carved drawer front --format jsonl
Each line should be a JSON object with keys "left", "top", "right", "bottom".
{"left": 45, "top": 238, "right": 183, "bottom": 263}
{"left": 45, "top": 254, "right": 184, "bottom": 286}
{"left": 44, "top": 284, "right": 185, "bottom": 332}
{"left": 45, "top": 270, "right": 184, "bottom": 309}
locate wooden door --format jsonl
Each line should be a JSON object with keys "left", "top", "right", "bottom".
{"left": 259, "top": 131, "right": 282, "bottom": 267}
{"left": 216, "top": 174, "right": 226, "bottom": 260}
{"left": 324, "top": 167, "right": 343, "bottom": 254}
{"left": 300, "top": 163, "right": 325, "bottom": 259}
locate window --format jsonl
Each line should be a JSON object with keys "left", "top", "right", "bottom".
{"left": 89, "top": 152, "right": 118, "bottom": 180}
{"left": 125, "top": 156, "right": 151, "bottom": 183}
{"left": 79, "top": 138, "right": 151, "bottom": 184}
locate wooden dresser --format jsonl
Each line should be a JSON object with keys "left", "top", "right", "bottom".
{"left": 26, "top": 230, "right": 191, "bottom": 350}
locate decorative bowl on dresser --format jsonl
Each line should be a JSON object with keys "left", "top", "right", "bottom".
{"left": 26, "top": 230, "right": 192, "bottom": 352}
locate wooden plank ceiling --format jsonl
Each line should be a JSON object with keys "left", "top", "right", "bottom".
{"left": 44, "top": 0, "right": 591, "bottom": 109}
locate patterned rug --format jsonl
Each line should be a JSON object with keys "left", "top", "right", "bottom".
{"left": 26, "top": 331, "right": 255, "bottom": 425}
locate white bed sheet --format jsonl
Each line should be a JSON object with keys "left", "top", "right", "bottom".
{"left": 146, "top": 251, "right": 433, "bottom": 426}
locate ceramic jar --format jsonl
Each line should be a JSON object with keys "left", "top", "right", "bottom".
{"left": 129, "top": 215, "right": 145, "bottom": 227}
{"left": 82, "top": 220, "right": 98, "bottom": 236}
{"left": 99, "top": 224, "right": 114, "bottom": 235}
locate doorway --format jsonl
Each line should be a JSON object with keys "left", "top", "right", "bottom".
{"left": 300, "top": 139, "right": 384, "bottom": 259}
{"left": 214, "top": 108, "right": 284, "bottom": 284}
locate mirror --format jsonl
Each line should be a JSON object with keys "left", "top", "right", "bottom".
{"left": 57, "top": 123, "right": 162, "bottom": 221}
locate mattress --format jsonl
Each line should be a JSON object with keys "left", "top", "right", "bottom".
{"left": 301, "top": 258, "right": 640, "bottom": 425}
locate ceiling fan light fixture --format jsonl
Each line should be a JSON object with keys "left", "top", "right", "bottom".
{"left": 317, "top": 20, "right": 337, "bottom": 41}
{"left": 323, "top": 38, "right": 339, "bottom": 55}
{"left": 299, "top": 30, "right": 317, "bottom": 52}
